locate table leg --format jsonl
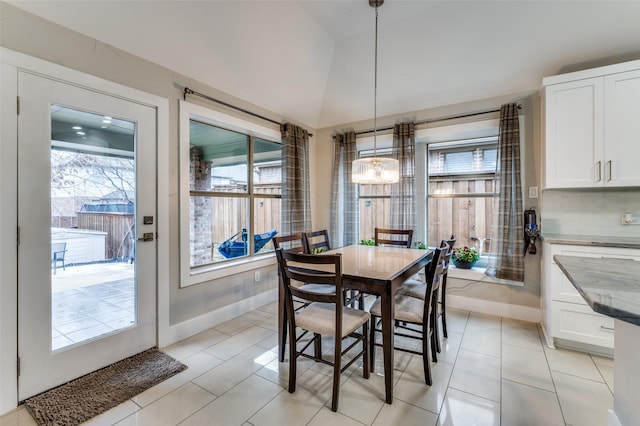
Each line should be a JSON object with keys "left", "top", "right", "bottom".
{"left": 380, "top": 289, "right": 394, "bottom": 404}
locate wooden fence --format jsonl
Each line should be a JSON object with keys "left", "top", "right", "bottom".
{"left": 359, "top": 177, "right": 497, "bottom": 252}
{"left": 76, "top": 212, "right": 135, "bottom": 260}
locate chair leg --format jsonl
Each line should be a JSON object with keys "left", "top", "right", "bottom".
{"left": 288, "top": 323, "right": 297, "bottom": 393}
{"left": 423, "top": 329, "right": 433, "bottom": 386}
{"left": 369, "top": 317, "right": 377, "bottom": 373}
{"left": 314, "top": 333, "right": 323, "bottom": 358}
{"left": 331, "top": 335, "right": 342, "bottom": 412}
{"left": 362, "top": 322, "right": 370, "bottom": 380}
{"left": 441, "top": 274, "right": 448, "bottom": 338}
{"left": 278, "top": 279, "right": 288, "bottom": 362}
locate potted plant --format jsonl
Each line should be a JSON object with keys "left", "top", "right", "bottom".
{"left": 452, "top": 246, "right": 480, "bottom": 269}
{"left": 415, "top": 241, "right": 427, "bottom": 250}
{"left": 360, "top": 238, "right": 375, "bottom": 246}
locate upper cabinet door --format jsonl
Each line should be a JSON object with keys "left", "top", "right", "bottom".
{"left": 544, "top": 77, "right": 605, "bottom": 189}
{"left": 604, "top": 70, "right": 640, "bottom": 187}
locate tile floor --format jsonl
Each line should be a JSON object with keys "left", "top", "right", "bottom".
{"left": 52, "top": 279, "right": 135, "bottom": 350}
{"left": 2, "top": 303, "right": 614, "bottom": 426}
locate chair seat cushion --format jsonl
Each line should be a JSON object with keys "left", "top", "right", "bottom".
{"left": 370, "top": 294, "right": 424, "bottom": 324}
{"left": 298, "top": 283, "right": 335, "bottom": 294}
{"left": 396, "top": 279, "right": 426, "bottom": 300}
{"left": 396, "top": 275, "right": 440, "bottom": 300}
{"left": 296, "top": 303, "right": 370, "bottom": 337}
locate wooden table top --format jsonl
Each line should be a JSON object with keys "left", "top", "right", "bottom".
{"left": 325, "top": 245, "right": 433, "bottom": 282}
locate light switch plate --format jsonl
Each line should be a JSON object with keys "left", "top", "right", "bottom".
{"left": 528, "top": 186, "right": 539, "bottom": 199}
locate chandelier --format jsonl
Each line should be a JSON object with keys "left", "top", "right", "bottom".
{"left": 352, "top": 0, "right": 399, "bottom": 185}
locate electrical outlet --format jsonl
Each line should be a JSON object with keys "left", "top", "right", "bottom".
{"left": 621, "top": 214, "right": 640, "bottom": 225}
{"left": 254, "top": 271, "right": 260, "bottom": 282}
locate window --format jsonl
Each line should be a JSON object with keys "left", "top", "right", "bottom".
{"left": 427, "top": 137, "right": 498, "bottom": 268}
{"left": 180, "top": 101, "right": 281, "bottom": 286}
{"left": 357, "top": 148, "right": 393, "bottom": 241}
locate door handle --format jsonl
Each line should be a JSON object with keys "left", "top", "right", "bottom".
{"left": 137, "top": 233, "right": 154, "bottom": 242}
{"left": 607, "top": 160, "right": 612, "bottom": 182}
{"left": 596, "top": 161, "right": 602, "bottom": 182}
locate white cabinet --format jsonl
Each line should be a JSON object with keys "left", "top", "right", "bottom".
{"left": 604, "top": 70, "right": 640, "bottom": 186}
{"left": 542, "top": 60, "right": 640, "bottom": 189}
{"left": 541, "top": 243, "right": 640, "bottom": 351}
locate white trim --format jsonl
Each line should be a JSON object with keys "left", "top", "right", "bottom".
{"left": 448, "top": 266, "right": 525, "bottom": 287}
{"left": 0, "top": 48, "right": 170, "bottom": 414}
{"left": 447, "top": 294, "right": 541, "bottom": 323}
{"left": 159, "top": 288, "right": 277, "bottom": 346}
{"left": 542, "top": 59, "right": 640, "bottom": 87}
{"left": 416, "top": 118, "right": 499, "bottom": 144}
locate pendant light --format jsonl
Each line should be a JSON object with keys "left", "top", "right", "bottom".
{"left": 352, "top": 0, "right": 399, "bottom": 185}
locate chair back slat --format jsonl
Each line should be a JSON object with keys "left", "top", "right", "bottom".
{"left": 374, "top": 228, "right": 413, "bottom": 248}
{"left": 422, "top": 247, "right": 443, "bottom": 323}
{"left": 303, "top": 229, "right": 331, "bottom": 254}
{"left": 273, "top": 233, "right": 305, "bottom": 254}
{"left": 275, "top": 249, "right": 342, "bottom": 305}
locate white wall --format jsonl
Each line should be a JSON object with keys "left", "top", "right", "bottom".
{"left": 0, "top": 2, "right": 289, "bottom": 413}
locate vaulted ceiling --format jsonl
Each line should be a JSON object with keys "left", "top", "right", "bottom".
{"left": 8, "top": 1, "right": 640, "bottom": 129}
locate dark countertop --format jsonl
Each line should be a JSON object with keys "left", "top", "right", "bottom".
{"left": 554, "top": 255, "right": 640, "bottom": 326}
{"left": 542, "top": 233, "right": 640, "bottom": 249}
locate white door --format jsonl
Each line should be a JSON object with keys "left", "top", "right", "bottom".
{"left": 604, "top": 69, "right": 640, "bottom": 187}
{"left": 543, "top": 77, "right": 604, "bottom": 188}
{"left": 17, "top": 71, "right": 157, "bottom": 400}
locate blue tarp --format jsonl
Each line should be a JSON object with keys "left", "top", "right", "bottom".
{"left": 218, "top": 229, "right": 278, "bottom": 259}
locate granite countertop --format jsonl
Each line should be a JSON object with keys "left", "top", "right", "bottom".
{"left": 554, "top": 255, "right": 640, "bottom": 326}
{"left": 542, "top": 233, "right": 640, "bottom": 249}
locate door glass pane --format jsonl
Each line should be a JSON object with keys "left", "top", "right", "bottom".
{"left": 50, "top": 105, "right": 136, "bottom": 351}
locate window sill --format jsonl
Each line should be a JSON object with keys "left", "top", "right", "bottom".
{"left": 448, "top": 265, "right": 524, "bottom": 287}
{"left": 181, "top": 253, "right": 276, "bottom": 287}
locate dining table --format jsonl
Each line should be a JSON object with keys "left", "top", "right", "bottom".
{"left": 278, "top": 244, "right": 434, "bottom": 404}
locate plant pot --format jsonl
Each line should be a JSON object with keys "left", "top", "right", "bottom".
{"left": 452, "top": 259, "right": 477, "bottom": 269}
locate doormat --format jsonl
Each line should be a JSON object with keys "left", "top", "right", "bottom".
{"left": 23, "top": 348, "right": 187, "bottom": 426}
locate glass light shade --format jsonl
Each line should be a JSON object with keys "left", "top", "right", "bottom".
{"left": 352, "top": 157, "right": 399, "bottom": 184}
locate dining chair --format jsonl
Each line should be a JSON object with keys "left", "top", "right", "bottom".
{"left": 304, "top": 229, "right": 365, "bottom": 309}
{"left": 302, "top": 229, "right": 331, "bottom": 254}
{"left": 369, "top": 247, "right": 443, "bottom": 385}
{"left": 275, "top": 248, "right": 370, "bottom": 412}
{"left": 273, "top": 233, "right": 334, "bottom": 362}
{"left": 374, "top": 228, "right": 414, "bottom": 248}
{"left": 396, "top": 241, "right": 452, "bottom": 357}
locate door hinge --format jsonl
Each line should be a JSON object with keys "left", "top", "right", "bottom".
{"left": 17, "top": 226, "right": 20, "bottom": 246}
{"left": 17, "top": 356, "right": 20, "bottom": 377}
{"left": 16, "top": 96, "right": 20, "bottom": 115}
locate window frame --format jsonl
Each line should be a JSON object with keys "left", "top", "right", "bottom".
{"left": 179, "top": 100, "right": 281, "bottom": 287}
{"left": 415, "top": 119, "right": 501, "bottom": 280}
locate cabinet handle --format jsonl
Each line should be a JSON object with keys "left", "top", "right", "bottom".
{"left": 607, "top": 160, "right": 612, "bottom": 182}
{"left": 596, "top": 161, "right": 602, "bottom": 182}
{"left": 600, "top": 325, "right": 615, "bottom": 332}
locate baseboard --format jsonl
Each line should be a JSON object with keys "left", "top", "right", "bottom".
{"left": 608, "top": 409, "right": 622, "bottom": 426}
{"left": 159, "top": 288, "right": 277, "bottom": 347}
{"left": 539, "top": 322, "right": 555, "bottom": 348}
{"left": 447, "top": 294, "right": 541, "bottom": 323}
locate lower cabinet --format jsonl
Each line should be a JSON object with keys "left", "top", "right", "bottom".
{"left": 542, "top": 242, "right": 640, "bottom": 351}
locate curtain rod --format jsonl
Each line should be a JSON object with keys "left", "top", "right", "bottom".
{"left": 354, "top": 104, "right": 521, "bottom": 136}
{"left": 183, "top": 87, "right": 314, "bottom": 137}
